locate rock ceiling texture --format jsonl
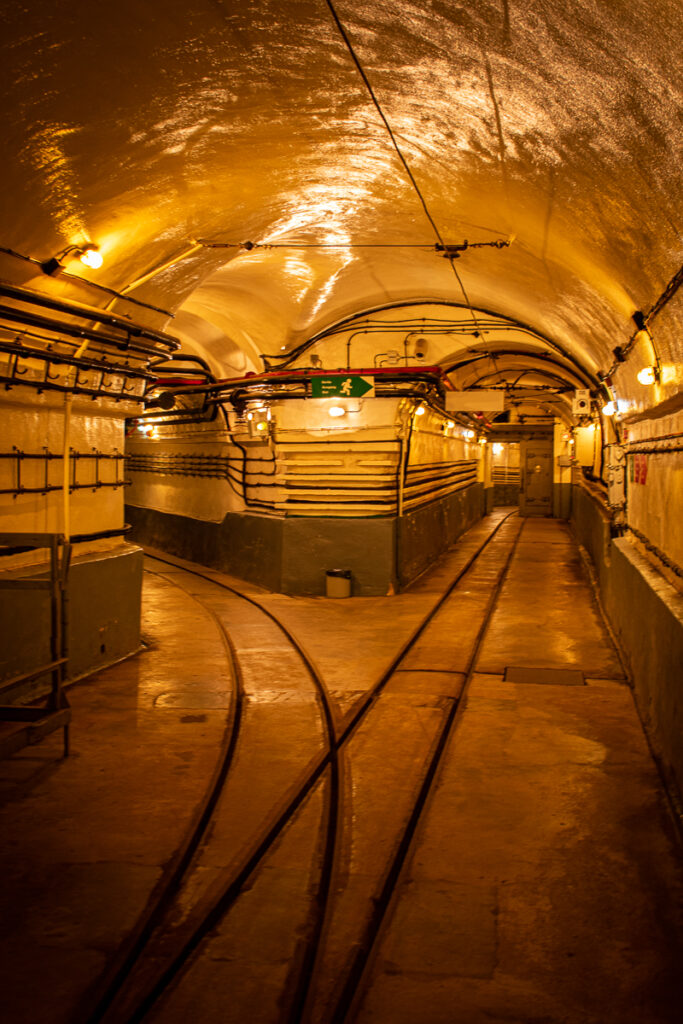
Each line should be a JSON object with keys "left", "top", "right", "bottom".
{"left": 1, "top": 0, "right": 682, "bottom": 410}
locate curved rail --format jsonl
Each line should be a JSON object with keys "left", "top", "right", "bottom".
{"left": 83, "top": 510, "right": 520, "bottom": 1022}
{"left": 79, "top": 579, "right": 245, "bottom": 1023}
{"left": 81, "top": 556, "right": 341, "bottom": 1024}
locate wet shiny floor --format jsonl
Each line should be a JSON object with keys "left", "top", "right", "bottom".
{"left": 0, "top": 514, "right": 681, "bottom": 1024}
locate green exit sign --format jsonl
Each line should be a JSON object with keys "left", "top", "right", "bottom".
{"left": 310, "top": 375, "right": 375, "bottom": 398}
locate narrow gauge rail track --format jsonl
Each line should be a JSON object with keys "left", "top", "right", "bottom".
{"left": 81, "top": 511, "right": 521, "bottom": 1024}
{"left": 80, "top": 557, "right": 341, "bottom": 1024}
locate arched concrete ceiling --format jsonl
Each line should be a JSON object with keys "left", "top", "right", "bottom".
{"left": 1, "top": 0, "right": 681, "bottom": 414}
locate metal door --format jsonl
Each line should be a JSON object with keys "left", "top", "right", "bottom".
{"left": 520, "top": 441, "right": 553, "bottom": 516}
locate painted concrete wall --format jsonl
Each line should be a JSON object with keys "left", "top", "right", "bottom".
{"left": 282, "top": 518, "right": 396, "bottom": 596}
{"left": 126, "top": 505, "right": 284, "bottom": 591}
{"left": 623, "top": 407, "right": 683, "bottom": 571}
{"left": 571, "top": 485, "right": 683, "bottom": 802}
{"left": 1, "top": 391, "right": 130, "bottom": 540}
{"left": 1, "top": 387, "right": 146, "bottom": 696}
{"left": 127, "top": 481, "right": 484, "bottom": 596}
{"left": 0, "top": 544, "right": 143, "bottom": 697}
{"left": 398, "top": 483, "right": 484, "bottom": 587}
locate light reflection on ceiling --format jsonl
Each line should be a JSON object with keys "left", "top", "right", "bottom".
{"left": 0, "top": 0, "right": 681, "bottom": 417}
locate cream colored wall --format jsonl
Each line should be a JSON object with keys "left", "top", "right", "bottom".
{"left": 624, "top": 408, "right": 683, "bottom": 570}
{"left": 125, "top": 395, "right": 484, "bottom": 521}
{"left": 125, "top": 416, "right": 242, "bottom": 523}
{"left": 0, "top": 390, "right": 138, "bottom": 570}
{"left": 0, "top": 391, "right": 134, "bottom": 535}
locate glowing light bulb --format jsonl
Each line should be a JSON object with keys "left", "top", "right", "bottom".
{"left": 464, "top": 429, "right": 475, "bottom": 439}
{"left": 255, "top": 421, "right": 268, "bottom": 431}
{"left": 414, "top": 405, "right": 426, "bottom": 416}
{"left": 79, "top": 245, "right": 103, "bottom": 269}
{"left": 446, "top": 420, "right": 455, "bottom": 429}
{"left": 637, "top": 366, "right": 657, "bottom": 386}
{"left": 601, "top": 401, "right": 616, "bottom": 416}
{"left": 492, "top": 443, "right": 503, "bottom": 454}
{"left": 328, "top": 405, "right": 346, "bottom": 417}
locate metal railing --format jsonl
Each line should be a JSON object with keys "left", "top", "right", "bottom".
{"left": 0, "top": 532, "right": 71, "bottom": 759}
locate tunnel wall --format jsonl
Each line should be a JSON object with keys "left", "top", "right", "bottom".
{"left": 571, "top": 485, "right": 683, "bottom": 801}
{"left": 397, "top": 483, "right": 484, "bottom": 587}
{"left": 492, "top": 484, "right": 519, "bottom": 506}
{"left": 127, "top": 481, "right": 484, "bottom": 596}
{"left": 1, "top": 385, "right": 147, "bottom": 703}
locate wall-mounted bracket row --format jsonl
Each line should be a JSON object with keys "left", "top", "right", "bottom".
{"left": 0, "top": 280, "right": 180, "bottom": 401}
{"left": 623, "top": 431, "right": 683, "bottom": 455}
{"left": 0, "top": 448, "right": 128, "bottom": 496}
{"left": 0, "top": 336, "right": 153, "bottom": 402}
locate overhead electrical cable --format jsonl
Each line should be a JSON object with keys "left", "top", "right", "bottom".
{"left": 322, "top": 0, "right": 481, "bottom": 329}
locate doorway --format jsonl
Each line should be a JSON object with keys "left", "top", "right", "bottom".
{"left": 520, "top": 440, "right": 553, "bottom": 516}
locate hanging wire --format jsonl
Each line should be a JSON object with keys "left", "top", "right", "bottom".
{"left": 324, "top": 0, "right": 444, "bottom": 245}
{"left": 323, "top": 0, "right": 481, "bottom": 330}
{"left": 196, "top": 239, "right": 509, "bottom": 253}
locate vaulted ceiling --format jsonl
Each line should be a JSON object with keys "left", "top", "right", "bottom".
{"left": 2, "top": 0, "right": 681, "bottom": 416}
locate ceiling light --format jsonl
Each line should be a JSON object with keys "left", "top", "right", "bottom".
{"left": 446, "top": 420, "right": 455, "bottom": 429}
{"left": 601, "top": 401, "right": 616, "bottom": 416}
{"left": 328, "top": 405, "right": 346, "bottom": 417}
{"left": 493, "top": 443, "right": 503, "bottom": 454}
{"left": 637, "top": 366, "right": 658, "bottom": 385}
{"left": 414, "top": 404, "right": 426, "bottom": 416}
{"left": 464, "top": 429, "right": 475, "bottom": 439}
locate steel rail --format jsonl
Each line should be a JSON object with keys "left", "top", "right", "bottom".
{"left": 95, "top": 511, "right": 518, "bottom": 1022}
{"left": 83, "top": 557, "right": 341, "bottom": 1024}
{"left": 329, "top": 516, "right": 524, "bottom": 1023}
{"left": 78, "top": 582, "right": 245, "bottom": 1024}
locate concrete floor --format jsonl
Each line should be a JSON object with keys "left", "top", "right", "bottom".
{"left": 0, "top": 513, "right": 682, "bottom": 1023}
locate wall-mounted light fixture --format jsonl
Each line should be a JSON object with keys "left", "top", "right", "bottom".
{"left": 246, "top": 406, "right": 272, "bottom": 437}
{"left": 328, "top": 405, "right": 346, "bottom": 418}
{"left": 41, "top": 243, "right": 103, "bottom": 277}
{"left": 601, "top": 401, "right": 616, "bottom": 416}
{"left": 414, "top": 404, "right": 426, "bottom": 416}
{"left": 637, "top": 365, "right": 659, "bottom": 386}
